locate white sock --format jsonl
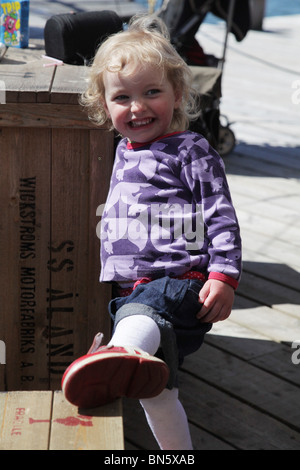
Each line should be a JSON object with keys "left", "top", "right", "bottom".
{"left": 107, "top": 315, "right": 161, "bottom": 356}
{"left": 108, "top": 315, "right": 192, "bottom": 449}
{"left": 140, "top": 387, "right": 193, "bottom": 450}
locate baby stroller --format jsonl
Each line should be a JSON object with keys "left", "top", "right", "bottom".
{"left": 152, "top": 0, "right": 251, "bottom": 155}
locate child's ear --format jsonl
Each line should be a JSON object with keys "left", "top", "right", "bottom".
{"left": 102, "top": 99, "right": 111, "bottom": 118}
{"left": 174, "top": 89, "right": 183, "bottom": 109}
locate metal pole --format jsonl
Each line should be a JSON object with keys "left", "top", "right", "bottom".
{"left": 220, "top": 0, "right": 236, "bottom": 71}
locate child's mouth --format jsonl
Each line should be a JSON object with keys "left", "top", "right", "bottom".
{"left": 130, "top": 118, "right": 154, "bottom": 128}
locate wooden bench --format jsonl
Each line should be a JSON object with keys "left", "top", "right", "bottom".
{"left": 0, "top": 391, "right": 124, "bottom": 450}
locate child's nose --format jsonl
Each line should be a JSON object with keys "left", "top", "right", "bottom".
{"left": 131, "top": 99, "right": 146, "bottom": 113}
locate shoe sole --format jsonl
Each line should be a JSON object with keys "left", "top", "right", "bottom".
{"left": 62, "top": 351, "right": 169, "bottom": 409}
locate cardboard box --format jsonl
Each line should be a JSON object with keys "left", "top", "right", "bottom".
{"left": 0, "top": 0, "right": 29, "bottom": 48}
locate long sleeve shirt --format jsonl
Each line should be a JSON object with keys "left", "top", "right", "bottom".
{"left": 99, "top": 131, "right": 242, "bottom": 289}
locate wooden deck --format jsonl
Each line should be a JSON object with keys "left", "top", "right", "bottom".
{"left": 123, "top": 15, "right": 300, "bottom": 450}
{"left": 9, "top": 2, "right": 300, "bottom": 450}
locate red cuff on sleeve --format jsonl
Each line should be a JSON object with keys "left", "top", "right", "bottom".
{"left": 208, "top": 272, "right": 239, "bottom": 290}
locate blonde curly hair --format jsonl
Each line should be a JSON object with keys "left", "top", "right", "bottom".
{"left": 80, "top": 15, "right": 200, "bottom": 132}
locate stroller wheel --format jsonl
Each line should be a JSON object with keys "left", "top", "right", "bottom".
{"left": 217, "top": 125, "right": 235, "bottom": 156}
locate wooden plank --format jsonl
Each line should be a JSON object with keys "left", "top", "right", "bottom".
{"left": 0, "top": 127, "right": 51, "bottom": 390}
{"left": 238, "top": 248, "right": 300, "bottom": 291}
{"left": 0, "top": 41, "right": 51, "bottom": 103}
{"left": 237, "top": 271, "right": 300, "bottom": 318}
{"left": 250, "top": 346, "right": 300, "bottom": 387}
{"left": 0, "top": 103, "right": 99, "bottom": 128}
{"left": 0, "top": 394, "right": 6, "bottom": 432}
{"left": 0, "top": 391, "right": 124, "bottom": 450}
{"left": 0, "top": 391, "right": 53, "bottom": 450}
{"left": 239, "top": 228, "right": 300, "bottom": 270}
{"left": 233, "top": 141, "right": 300, "bottom": 168}
{"left": 48, "top": 128, "right": 113, "bottom": 389}
{"left": 231, "top": 209, "right": 300, "bottom": 249}
{"left": 206, "top": 325, "right": 286, "bottom": 360}
{"left": 48, "top": 129, "right": 91, "bottom": 388}
{"left": 227, "top": 171, "right": 300, "bottom": 208}
{"left": 206, "top": 330, "right": 300, "bottom": 387}
{"left": 182, "top": 344, "right": 300, "bottom": 430}
{"left": 229, "top": 304, "right": 299, "bottom": 344}
{"left": 227, "top": 152, "right": 300, "bottom": 177}
{"left": 0, "top": 40, "right": 93, "bottom": 103}
{"left": 49, "top": 391, "right": 124, "bottom": 450}
{"left": 227, "top": 172, "right": 300, "bottom": 208}
{"left": 87, "top": 130, "right": 114, "bottom": 346}
{"left": 228, "top": 187, "right": 300, "bottom": 230}
{"left": 240, "top": 223, "right": 300, "bottom": 268}
{"left": 50, "top": 64, "right": 90, "bottom": 104}
{"left": 180, "top": 371, "right": 300, "bottom": 450}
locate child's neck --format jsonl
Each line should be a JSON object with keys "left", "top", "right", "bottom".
{"left": 127, "top": 130, "right": 184, "bottom": 149}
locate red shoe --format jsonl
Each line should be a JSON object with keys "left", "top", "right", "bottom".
{"left": 61, "top": 343, "right": 169, "bottom": 409}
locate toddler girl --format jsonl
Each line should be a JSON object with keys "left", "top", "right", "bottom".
{"left": 62, "top": 15, "right": 242, "bottom": 450}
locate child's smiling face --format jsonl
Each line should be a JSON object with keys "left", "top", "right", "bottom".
{"left": 103, "top": 64, "right": 182, "bottom": 143}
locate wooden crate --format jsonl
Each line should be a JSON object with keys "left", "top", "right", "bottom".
{"left": 0, "top": 391, "right": 124, "bottom": 450}
{"left": 0, "top": 42, "right": 114, "bottom": 391}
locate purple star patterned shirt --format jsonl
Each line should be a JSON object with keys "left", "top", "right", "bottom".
{"left": 99, "top": 131, "right": 242, "bottom": 289}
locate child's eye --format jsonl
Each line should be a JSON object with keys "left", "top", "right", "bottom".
{"left": 146, "top": 89, "right": 160, "bottom": 96}
{"left": 114, "top": 95, "right": 129, "bottom": 102}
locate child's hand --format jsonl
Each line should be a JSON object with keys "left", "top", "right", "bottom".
{"left": 196, "top": 279, "right": 234, "bottom": 323}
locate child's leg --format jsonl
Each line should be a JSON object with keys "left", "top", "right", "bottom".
{"left": 109, "top": 315, "right": 193, "bottom": 449}
{"left": 62, "top": 314, "right": 168, "bottom": 409}
{"left": 107, "top": 314, "right": 161, "bottom": 355}
{"left": 140, "top": 387, "right": 193, "bottom": 450}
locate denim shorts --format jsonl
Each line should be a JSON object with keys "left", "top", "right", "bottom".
{"left": 109, "top": 276, "right": 212, "bottom": 389}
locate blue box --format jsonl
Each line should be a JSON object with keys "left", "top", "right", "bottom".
{"left": 0, "top": 0, "right": 29, "bottom": 48}
{"left": 132, "top": 0, "right": 163, "bottom": 10}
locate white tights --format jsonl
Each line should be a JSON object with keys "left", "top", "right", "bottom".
{"left": 140, "top": 387, "right": 193, "bottom": 450}
{"left": 108, "top": 315, "right": 193, "bottom": 450}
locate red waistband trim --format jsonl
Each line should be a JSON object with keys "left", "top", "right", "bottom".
{"left": 117, "top": 272, "right": 207, "bottom": 297}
